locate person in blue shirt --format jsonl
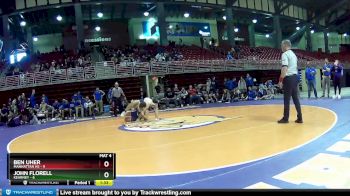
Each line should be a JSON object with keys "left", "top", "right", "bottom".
{"left": 246, "top": 87, "right": 257, "bottom": 101}
{"left": 232, "top": 77, "right": 238, "bottom": 90}
{"left": 321, "top": 58, "right": 332, "bottom": 98}
{"left": 107, "top": 87, "right": 113, "bottom": 104}
{"left": 257, "top": 84, "right": 266, "bottom": 99}
{"left": 7, "top": 114, "right": 21, "bottom": 127}
{"left": 29, "top": 89, "right": 36, "bottom": 108}
{"left": 52, "top": 100, "right": 60, "bottom": 110}
{"left": 77, "top": 91, "right": 83, "bottom": 101}
{"left": 59, "top": 99, "right": 70, "bottom": 120}
{"left": 72, "top": 93, "right": 79, "bottom": 102}
{"left": 245, "top": 73, "right": 254, "bottom": 88}
{"left": 305, "top": 61, "right": 318, "bottom": 99}
{"left": 227, "top": 52, "right": 233, "bottom": 60}
{"left": 93, "top": 87, "right": 105, "bottom": 115}
{"left": 224, "top": 78, "right": 234, "bottom": 92}
{"left": 331, "top": 59, "right": 343, "bottom": 99}
{"left": 52, "top": 99, "right": 60, "bottom": 118}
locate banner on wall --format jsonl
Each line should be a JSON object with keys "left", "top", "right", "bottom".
{"left": 141, "top": 18, "right": 160, "bottom": 40}
{"left": 166, "top": 22, "right": 211, "bottom": 37}
{"left": 140, "top": 19, "right": 211, "bottom": 39}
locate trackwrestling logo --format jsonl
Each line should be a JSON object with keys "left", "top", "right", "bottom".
{"left": 4, "top": 189, "right": 55, "bottom": 195}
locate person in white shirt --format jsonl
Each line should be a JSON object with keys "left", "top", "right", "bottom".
{"left": 277, "top": 40, "right": 303, "bottom": 124}
{"left": 112, "top": 82, "right": 126, "bottom": 116}
{"left": 84, "top": 96, "right": 95, "bottom": 116}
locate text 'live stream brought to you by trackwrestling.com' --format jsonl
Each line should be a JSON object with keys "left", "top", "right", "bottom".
{"left": 0, "top": 189, "right": 194, "bottom": 196}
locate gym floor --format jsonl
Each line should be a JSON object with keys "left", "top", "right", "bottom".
{"left": 1, "top": 92, "right": 350, "bottom": 189}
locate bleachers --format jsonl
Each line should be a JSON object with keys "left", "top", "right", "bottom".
{"left": 0, "top": 77, "right": 142, "bottom": 106}
{"left": 175, "top": 46, "right": 224, "bottom": 60}
{"left": 165, "top": 70, "right": 280, "bottom": 91}
{"left": 212, "top": 44, "right": 350, "bottom": 64}
{"left": 1, "top": 45, "right": 348, "bottom": 80}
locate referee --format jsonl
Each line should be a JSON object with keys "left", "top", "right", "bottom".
{"left": 278, "top": 40, "right": 303, "bottom": 124}
{"left": 112, "top": 82, "right": 126, "bottom": 116}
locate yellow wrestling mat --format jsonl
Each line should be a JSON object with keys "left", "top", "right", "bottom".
{"left": 8, "top": 105, "right": 336, "bottom": 176}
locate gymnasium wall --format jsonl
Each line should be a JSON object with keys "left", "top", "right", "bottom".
{"left": 311, "top": 32, "right": 350, "bottom": 53}
{"left": 33, "top": 33, "right": 63, "bottom": 53}
{"left": 61, "top": 20, "right": 130, "bottom": 51}
{"left": 217, "top": 22, "right": 250, "bottom": 46}
{"left": 255, "top": 33, "right": 274, "bottom": 48}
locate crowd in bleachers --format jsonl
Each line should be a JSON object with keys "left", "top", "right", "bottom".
{"left": 218, "top": 45, "right": 350, "bottom": 63}
{"left": 154, "top": 74, "right": 277, "bottom": 110}
{"left": 2, "top": 42, "right": 348, "bottom": 78}
{"left": 0, "top": 87, "right": 110, "bottom": 127}
{"left": 100, "top": 43, "right": 185, "bottom": 65}
{"left": 30, "top": 48, "right": 92, "bottom": 73}
{"left": 4, "top": 47, "right": 92, "bottom": 77}
{"left": 0, "top": 72, "right": 277, "bottom": 127}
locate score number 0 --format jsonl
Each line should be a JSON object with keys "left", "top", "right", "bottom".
{"left": 104, "top": 161, "right": 109, "bottom": 178}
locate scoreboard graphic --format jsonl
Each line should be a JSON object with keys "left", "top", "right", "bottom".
{"left": 7, "top": 153, "right": 115, "bottom": 186}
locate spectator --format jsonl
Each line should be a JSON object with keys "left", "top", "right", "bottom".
{"left": 164, "top": 87, "right": 179, "bottom": 108}
{"left": 188, "top": 85, "right": 200, "bottom": 105}
{"left": 74, "top": 99, "right": 84, "bottom": 118}
{"left": 331, "top": 59, "right": 343, "bottom": 99}
{"left": 112, "top": 82, "right": 126, "bottom": 116}
{"left": 0, "top": 104, "right": 9, "bottom": 125}
{"left": 93, "top": 87, "right": 105, "bottom": 115}
{"left": 200, "top": 37, "right": 204, "bottom": 48}
{"left": 52, "top": 99, "right": 61, "bottom": 118}
{"left": 238, "top": 76, "right": 247, "bottom": 94}
{"left": 211, "top": 37, "right": 216, "bottom": 46}
{"left": 225, "top": 78, "right": 234, "bottom": 92}
{"left": 206, "top": 78, "right": 211, "bottom": 92}
{"left": 232, "top": 77, "right": 238, "bottom": 90}
{"left": 199, "top": 86, "right": 209, "bottom": 103}
{"left": 245, "top": 73, "right": 254, "bottom": 88}
{"left": 59, "top": 99, "right": 70, "bottom": 120}
{"left": 179, "top": 38, "right": 183, "bottom": 46}
{"left": 77, "top": 91, "right": 83, "bottom": 101}
{"left": 321, "top": 58, "right": 332, "bottom": 98}
{"left": 11, "top": 98, "right": 18, "bottom": 115}
{"left": 30, "top": 89, "right": 36, "bottom": 108}
{"left": 38, "top": 101, "right": 49, "bottom": 121}
{"left": 178, "top": 87, "right": 188, "bottom": 107}
{"left": 246, "top": 87, "right": 257, "bottom": 101}
{"left": 232, "top": 89, "right": 241, "bottom": 102}
{"left": 27, "top": 108, "right": 41, "bottom": 125}
{"left": 42, "top": 94, "right": 49, "bottom": 104}
{"left": 7, "top": 113, "right": 21, "bottom": 127}
{"left": 84, "top": 96, "right": 95, "bottom": 116}
{"left": 227, "top": 52, "right": 233, "bottom": 60}
{"left": 210, "top": 76, "right": 218, "bottom": 93}
{"left": 107, "top": 87, "right": 113, "bottom": 104}
{"left": 208, "top": 89, "right": 218, "bottom": 103}
{"left": 305, "top": 61, "right": 318, "bottom": 99}
{"left": 221, "top": 89, "right": 231, "bottom": 103}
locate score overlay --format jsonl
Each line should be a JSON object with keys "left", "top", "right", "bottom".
{"left": 7, "top": 153, "right": 116, "bottom": 186}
